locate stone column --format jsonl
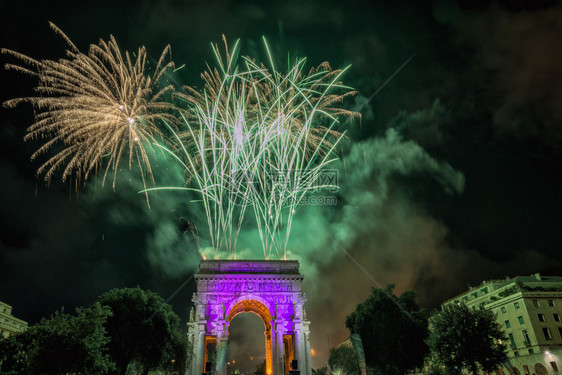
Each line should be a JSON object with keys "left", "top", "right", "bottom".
{"left": 215, "top": 334, "right": 228, "bottom": 375}
{"left": 189, "top": 299, "right": 207, "bottom": 375}
{"left": 271, "top": 325, "right": 278, "bottom": 375}
{"left": 186, "top": 310, "right": 197, "bottom": 375}
{"left": 303, "top": 328, "right": 311, "bottom": 375}
{"left": 292, "top": 302, "right": 306, "bottom": 374}
{"left": 293, "top": 327, "right": 305, "bottom": 373}
{"left": 265, "top": 330, "right": 273, "bottom": 375}
{"left": 276, "top": 321, "right": 285, "bottom": 375}
{"left": 192, "top": 324, "right": 207, "bottom": 375}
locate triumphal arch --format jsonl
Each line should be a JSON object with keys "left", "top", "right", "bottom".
{"left": 186, "top": 260, "right": 312, "bottom": 375}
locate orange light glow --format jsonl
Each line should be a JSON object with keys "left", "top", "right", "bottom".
{"left": 310, "top": 349, "right": 317, "bottom": 357}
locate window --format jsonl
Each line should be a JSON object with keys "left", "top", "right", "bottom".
{"left": 558, "top": 327, "right": 562, "bottom": 339}
{"left": 501, "top": 306, "right": 507, "bottom": 313}
{"left": 548, "top": 300, "right": 555, "bottom": 307}
{"left": 515, "top": 302, "right": 520, "bottom": 309}
{"left": 522, "top": 330, "right": 530, "bottom": 345}
{"left": 538, "top": 313, "right": 546, "bottom": 322}
{"left": 533, "top": 300, "right": 540, "bottom": 308}
{"left": 505, "top": 320, "right": 511, "bottom": 328}
{"left": 529, "top": 348, "right": 534, "bottom": 354}
{"left": 550, "top": 362, "right": 559, "bottom": 373}
{"left": 543, "top": 327, "right": 552, "bottom": 340}
{"left": 481, "top": 287, "right": 489, "bottom": 294}
{"left": 509, "top": 333, "right": 516, "bottom": 348}
{"left": 554, "top": 313, "right": 561, "bottom": 322}
{"left": 518, "top": 316, "right": 525, "bottom": 324}
{"left": 514, "top": 351, "right": 520, "bottom": 357}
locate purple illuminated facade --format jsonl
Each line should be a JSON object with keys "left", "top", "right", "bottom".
{"left": 187, "top": 260, "right": 311, "bottom": 375}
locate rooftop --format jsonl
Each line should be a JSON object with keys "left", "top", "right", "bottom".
{"left": 198, "top": 260, "right": 300, "bottom": 275}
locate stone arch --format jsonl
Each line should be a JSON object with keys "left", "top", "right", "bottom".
{"left": 187, "top": 260, "right": 311, "bottom": 375}
{"left": 227, "top": 298, "right": 274, "bottom": 375}
{"left": 226, "top": 296, "right": 273, "bottom": 330}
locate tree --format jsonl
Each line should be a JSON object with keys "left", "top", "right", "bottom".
{"left": 345, "top": 285, "right": 429, "bottom": 375}
{"left": 427, "top": 303, "right": 507, "bottom": 375}
{"left": 0, "top": 330, "right": 31, "bottom": 375}
{"left": 96, "top": 286, "right": 182, "bottom": 375}
{"left": 255, "top": 359, "right": 267, "bottom": 375}
{"left": 328, "top": 345, "right": 361, "bottom": 375}
{"left": 160, "top": 330, "right": 190, "bottom": 375}
{"left": 312, "top": 367, "right": 328, "bottom": 375}
{"left": 0, "top": 303, "right": 114, "bottom": 375}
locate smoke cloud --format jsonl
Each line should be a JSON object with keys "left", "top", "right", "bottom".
{"left": 3, "top": 0, "right": 562, "bottom": 372}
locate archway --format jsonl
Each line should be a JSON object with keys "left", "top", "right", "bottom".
{"left": 228, "top": 299, "right": 273, "bottom": 375}
{"left": 187, "top": 260, "right": 311, "bottom": 375}
{"left": 227, "top": 312, "right": 267, "bottom": 375}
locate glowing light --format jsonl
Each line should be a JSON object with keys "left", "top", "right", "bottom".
{"left": 310, "top": 348, "right": 317, "bottom": 356}
{"left": 546, "top": 351, "right": 550, "bottom": 355}
{"left": 2, "top": 22, "right": 179, "bottom": 187}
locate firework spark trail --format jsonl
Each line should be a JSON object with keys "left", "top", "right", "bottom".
{"left": 2, "top": 22, "right": 179, "bottom": 191}
{"left": 239, "top": 44, "right": 358, "bottom": 259}
{"left": 4, "top": 26, "right": 359, "bottom": 259}
{"left": 157, "top": 38, "right": 360, "bottom": 258}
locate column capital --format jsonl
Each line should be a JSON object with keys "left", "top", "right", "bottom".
{"left": 274, "top": 319, "right": 289, "bottom": 334}
{"left": 197, "top": 321, "right": 208, "bottom": 333}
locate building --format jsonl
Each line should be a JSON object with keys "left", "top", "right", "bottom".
{"left": 442, "top": 273, "right": 562, "bottom": 375}
{"left": 0, "top": 301, "right": 28, "bottom": 338}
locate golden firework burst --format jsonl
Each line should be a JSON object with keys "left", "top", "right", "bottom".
{"left": 2, "top": 22, "right": 179, "bottom": 188}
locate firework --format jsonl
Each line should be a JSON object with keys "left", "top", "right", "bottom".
{"left": 2, "top": 22, "right": 178, "bottom": 188}
{"left": 5, "top": 27, "right": 359, "bottom": 258}
{"left": 162, "top": 38, "right": 360, "bottom": 258}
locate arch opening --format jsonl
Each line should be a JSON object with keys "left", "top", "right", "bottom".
{"left": 227, "top": 299, "right": 273, "bottom": 375}
{"left": 228, "top": 312, "right": 267, "bottom": 375}
{"left": 227, "top": 299, "right": 272, "bottom": 331}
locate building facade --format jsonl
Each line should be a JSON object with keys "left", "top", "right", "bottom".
{"left": 442, "top": 274, "right": 562, "bottom": 375}
{"left": 0, "top": 301, "right": 28, "bottom": 338}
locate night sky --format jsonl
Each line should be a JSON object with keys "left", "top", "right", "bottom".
{"left": 1, "top": 0, "right": 562, "bottom": 372}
